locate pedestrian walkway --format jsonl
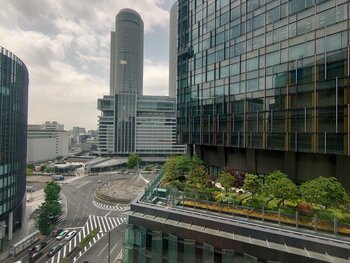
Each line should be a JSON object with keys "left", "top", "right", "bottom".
{"left": 47, "top": 215, "right": 126, "bottom": 263}
{"left": 92, "top": 200, "right": 127, "bottom": 211}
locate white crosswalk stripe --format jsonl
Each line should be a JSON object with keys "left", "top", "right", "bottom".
{"left": 92, "top": 200, "right": 128, "bottom": 211}
{"left": 48, "top": 215, "right": 126, "bottom": 263}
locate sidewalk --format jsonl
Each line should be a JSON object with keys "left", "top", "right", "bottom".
{"left": 0, "top": 189, "right": 44, "bottom": 262}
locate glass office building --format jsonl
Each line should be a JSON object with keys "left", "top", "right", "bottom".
{"left": 177, "top": 0, "right": 350, "bottom": 189}
{"left": 0, "top": 47, "right": 28, "bottom": 246}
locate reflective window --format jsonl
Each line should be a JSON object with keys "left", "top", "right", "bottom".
{"left": 317, "top": 8, "right": 336, "bottom": 28}
{"left": 297, "top": 16, "right": 313, "bottom": 34}
{"left": 267, "top": 6, "right": 279, "bottom": 24}
{"left": 253, "top": 13, "right": 265, "bottom": 30}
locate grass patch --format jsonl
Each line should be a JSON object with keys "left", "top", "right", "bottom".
{"left": 79, "top": 228, "right": 99, "bottom": 249}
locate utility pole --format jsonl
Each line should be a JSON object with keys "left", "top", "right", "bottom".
{"left": 108, "top": 230, "right": 111, "bottom": 263}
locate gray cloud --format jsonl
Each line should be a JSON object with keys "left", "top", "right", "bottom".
{"left": 0, "top": 0, "right": 173, "bottom": 130}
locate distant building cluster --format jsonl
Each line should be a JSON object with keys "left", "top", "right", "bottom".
{"left": 97, "top": 9, "right": 186, "bottom": 156}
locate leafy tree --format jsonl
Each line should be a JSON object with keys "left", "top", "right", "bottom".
{"left": 56, "top": 155, "right": 64, "bottom": 161}
{"left": 243, "top": 174, "right": 262, "bottom": 197}
{"left": 44, "top": 167, "right": 55, "bottom": 173}
{"left": 44, "top": 181, "right": 61, "bottom": 202}
{"left": 223, "top": 168, "right": 245, "bottom": 188}
{"left": 263, "top": 171, "right": 297, "bottom": 206}
{"left": 187, "top": 165, "right": 209, "bottom": 189}
{"left": 218, "top": 171, "right": 235, "bottom": 192}
{"left": 40, "top": 165, "right": 47, "bottom": 172}
{"left": 35, "top": 181, "right": 62, "bottom": 235}
{"left": 191, "top": 155, "right": 204, "bottom": 168}
{"left": 26, "top": 168, "right": 33, "bottom": 176}
{"left": 127, "top": 153, "right": 141, "bottom": 169}
{"left": 34, "top": 203, "right": 53, "bottom": 235}
{"left": 144, "top": 164, "right": 153, "bottom": 171}
{"left": 27, "top": 164, "right": 35, "bottom": 170}
{"left": 300, "top": 176, "right": 348, "bottom": 208}
{"left": 161, "top": 155, "right": 192, "bottom": 185}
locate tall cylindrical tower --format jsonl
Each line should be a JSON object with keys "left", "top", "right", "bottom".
{"left": 0, "top": 47, "right": 28, "bottom": 240}
{"left": 110, "top": 9, "right": 144, "bottom": 96}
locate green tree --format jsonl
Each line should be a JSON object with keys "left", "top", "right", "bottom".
{"left": 27, "top": 164, "right": 35, "bottom": 170}
{"left": 35, "top": 182, "right": 62, "bottom": 235}
{"left": 300, "top": 176, "right": 348, "bottom": 208}
{"left": 187, "top": 165, "right": 209, "bottom": 189}
{"left": 191, "top": 155, "right": 204, "bottom": 168}
{"left": 44, "top": 181, "right": 61, "bottom": 202}
{"left": 263, "top": 171, "right": 297, "bottom": 206}
{"left": 144, "top": 164, "right": 153, "bottom": 171}
{"left": 40, "top": 165, "right": 47, "bottom": 172}
{"left": 161, "top": 155, "right": 192, "bottom": 185}
{"left": 34, "top": 203, "right": 53, "bottom": 235}
{"left": 127, "top": 153, "right": 141, "bottom": 169}
{"left": 56, "top": 155, "right": 64, "bottom": 161}
{"left": 243, "top": 174, "right": 261, "bottom": 196}
{"left": 26, "top": 168, "right": 33, "bottom": 176}
{"left": 218, "top": 171, "right": 235, "bottom": 192}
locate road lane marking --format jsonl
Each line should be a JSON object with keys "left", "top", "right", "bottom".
{"left": 108, "top": 217, "right": 114, "bottom": 228}
{"left": 110, "top": 242, "right": 119, "bottom": 254}
{"left": 101, "top": 216, "right": 107, "bottom": 232}
{"left": 104, "top": 211, "right": 112, "bottom": 217}
{"left": 98, "top": 244, "right": 108, "bottom": 256}
{"left": 93, "top": 215, "right": 97, "bottom": 229}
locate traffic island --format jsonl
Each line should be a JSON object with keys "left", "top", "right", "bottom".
{"left": 94, "top": 173, "right": 150, "bottom": 204}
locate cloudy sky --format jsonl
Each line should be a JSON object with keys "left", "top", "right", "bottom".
{"left": 0, "top": 0, "right": 175, "bottom": 130}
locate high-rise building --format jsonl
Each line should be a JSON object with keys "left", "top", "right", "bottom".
{"left": 136, "top": 96, "right": 186, "bottom": 155}
{"left": 168, "top": 2, "right": 178, "bottom": 98}
{"left": 177, "top": 0, "right": 350, "bottom": 191}
{"left": 110, "top": 9, "right": 144, "bottom": 96}
{"left": 0, "top": 47, "right": 28, "bottom": 244}
{"left": 97, "top": 8, "right": 186, "bottom": 157}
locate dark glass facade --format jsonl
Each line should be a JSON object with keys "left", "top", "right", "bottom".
{"left": 0, "top": 47, "right": 28, "bottom": 235}
{"left": 177, "top": 0, "right": 350, "bottom": 188}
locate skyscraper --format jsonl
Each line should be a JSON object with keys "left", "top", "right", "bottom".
{"left": 110, "top": 9, "right": 144, "bottom": 96}
{"left": 0, "top": 47, "right": 28, "bottom": 244}
{"left": 168, "top": 2, "right": 177, "bottom": 98}
{"left": 177, "top": 0, "right": 350, "bottom": 191}
{"left": 97, "top": 8, "right": 185, "bottom": 157}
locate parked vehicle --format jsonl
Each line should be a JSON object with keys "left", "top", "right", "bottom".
{"left": 56, "top": 229, "right": 68, "bottom": 240}
{"left": 51, "top": 175, "right": 64, "bottom": 181}
{"left": 64, "top": 230, "right": 77, "bottom": 241}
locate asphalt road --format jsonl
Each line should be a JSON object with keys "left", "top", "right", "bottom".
{"left": 17, "top": 173, "right": 129, "bottom": 263}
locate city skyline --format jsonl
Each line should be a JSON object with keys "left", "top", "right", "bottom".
{"left": 0, "top": 0, "right": 176, "bottom": 130}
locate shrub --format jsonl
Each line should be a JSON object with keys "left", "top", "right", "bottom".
{"left": 80, "top": 228, "right": 99, "bottom": 249}
{"left": 266, "top": 198, "right": 280, "bottom": 211}
{"left": 297, "top": 201, "right": 313, "bottom": 216}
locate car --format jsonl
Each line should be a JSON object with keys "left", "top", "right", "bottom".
{"left": 29, "top": 251, "right": 43, "bottom": 263}
{"left": 64, "top": 230, "right": 77, "bottom": 241}
{"left": 28, "top": 240, "right": 47, "bottom": 254}
{"left": 56, "top": 229, "right": 68, "bottom": 240}
{"left": 97, "top": 180, "right": 102, "bottom": 183}
{"left": 52, "top": 228, "right": 64, "bottom": 237}
{"left": 47, "top": 244, "right": 62, "bottom": 257}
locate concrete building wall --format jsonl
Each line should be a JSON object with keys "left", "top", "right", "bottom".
{"left": 27, "top": 131, "right": 69, "bottom": 163}
{"left": 169, "top": 2, "right": 177, "bottom": 98}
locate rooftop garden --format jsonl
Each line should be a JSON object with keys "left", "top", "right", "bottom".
{"left": 159, "top": 155, "right": 350, "bottom": 236}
